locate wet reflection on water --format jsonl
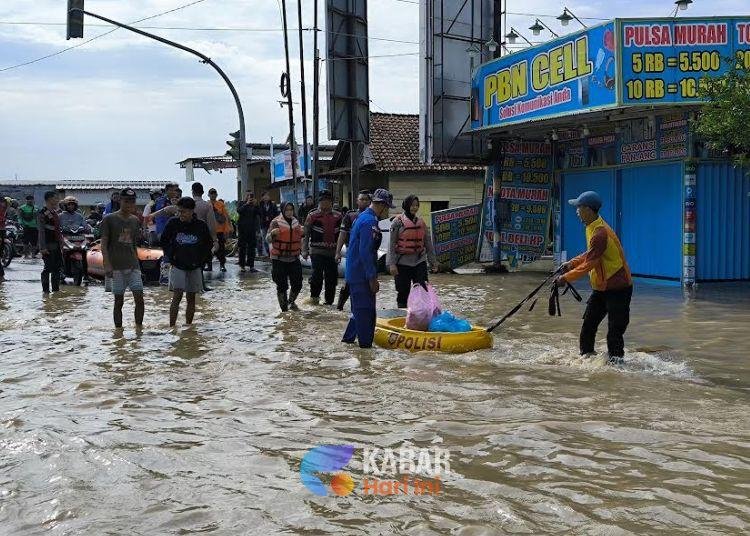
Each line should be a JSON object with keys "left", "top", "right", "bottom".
{"left": 0, "top": 259, "right": 749, "bottom": 534}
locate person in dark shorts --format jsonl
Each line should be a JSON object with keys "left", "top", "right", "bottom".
{"left": 160, "top": 197, "right": 213, "bottom": 327}
{"left": 37, "top": 191, "right": 63, "bottom": 294}
{"left": 19, "top": 195, "right": 38, "bottom": 258}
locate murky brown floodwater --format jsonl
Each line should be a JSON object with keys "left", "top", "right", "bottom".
{"left": 1, "top": 258, "right": 749, "bottom": 534}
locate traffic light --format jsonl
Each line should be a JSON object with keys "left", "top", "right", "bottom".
{"left": 226, "top": 130, "right": 241, "bottom": 160}
{"left": 67, "top": 0, "right": 84, "bottom": 40}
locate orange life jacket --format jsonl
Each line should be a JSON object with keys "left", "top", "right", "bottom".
{"left": 308, "top": 209, "right": 342, "bottom": 249}
{"left": 396, "top": 213, "right": 427, "bottom": 255}
{"left": 271, "top": 216, "right": 303, "bottom": 257}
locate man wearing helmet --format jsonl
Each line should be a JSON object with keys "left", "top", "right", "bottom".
{"left": 59, "top": 196, "right": 90, "bottom": 282}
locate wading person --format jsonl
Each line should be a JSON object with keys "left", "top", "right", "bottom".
{"left": 267, "top": 202, "right": 304, "bottom": 312}
{"left": 258, "top": 191, "right": 279, "bottom": 257}
{"left": 37, "top": 191, "right": 63, "bottom": 294}
{"left": 387, "top": 195, "right": 438, "bottom": 308}
{"left": 342, "top": 189, "right": 392, "bottom": 348}
{"left": 208, "top": 188, "right": 232, "bottom": 272}
{"left": 303, "top": 190, "right": 343, "bottom": 305}
{"left": 190, "top": 182, "right": 218, "bottom": 290}
{"left": 141, "top": 188, "right": 162, "bottom": 246}
{"left": 335, "top": 190, "right": 372, "bottom": 310}
{"left": 237, "top": 191, "right": 261, "bottom": 272}
{"left": 160, "top": 197, "right": 213, "bottom": 327}
{"left": 19, "top": 195, "right": 38, "bottom": 258}
{"left": 298, "top": 195, "right": 315, "bottom": 225}
{"left": 100, "top": 189, "right": 145, "bottom": 328}
{"left": 103, "top": 191, "right": 120, "bottom": 215}
{"left": 556, "top": 191, "right": 633, "bottom": 365}
{"left": 0, "top": 195, "right": 7, "bottom": 281}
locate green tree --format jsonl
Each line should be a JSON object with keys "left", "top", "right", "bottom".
{"left": 694, "top": 58, "right": 750, "bottom": 167}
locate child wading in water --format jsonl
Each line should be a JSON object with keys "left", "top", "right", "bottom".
{"left": 160, "top": 197, "right": 214, "bottom": 326}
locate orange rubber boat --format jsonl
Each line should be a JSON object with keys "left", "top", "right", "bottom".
{"left": 86, "top": 241, "right": 163, "bottom": 282}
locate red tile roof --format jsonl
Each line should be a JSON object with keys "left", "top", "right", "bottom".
{"left": 369, "top": 113, "right": 484, "bottom": 173}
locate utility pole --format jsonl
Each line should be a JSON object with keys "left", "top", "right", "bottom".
{"left": 312, "top": 0, "right": 321, "bottom": 202}
{"left": 280, "top": 0, "right": 299, "bottom": 204}
{"left": 67, "top": 5, "right": 249, "bottom": 196}
{"left": 296, "top": 0, "right": 311, "bottom": 197}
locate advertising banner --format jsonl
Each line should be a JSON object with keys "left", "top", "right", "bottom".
{"left": 496, "top": 141, "right": 553, "bottom": 267}
{"left": 477, "top": 167, "right": 497, "bottom": 263}
{"left": 619, "top": 17, "right": 750, "bottom": 104}
{"left": 431, "top": 204, "right": 482, "bottom": 270}
{"left": 273, "top": 146, "right": 313, "bottom": 184}
{"left": 471, "top": 22, "right": 617, "bottom": 130}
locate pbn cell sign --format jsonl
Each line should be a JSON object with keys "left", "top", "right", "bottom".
{"left": 483, "top": 36, "right": 592, "bottom": 108}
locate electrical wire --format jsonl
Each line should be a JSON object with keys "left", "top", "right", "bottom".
{"left": 0, "top": 21, "right": 420, "bottom": 45}
{"left": 0, "top": 0, "right": 209, "bottom": 73}
{"left": 506, "top": 11, "right": 608, "bottom": 21}
{"left": 323, "top": 52, "right": 419, "bottom": 61}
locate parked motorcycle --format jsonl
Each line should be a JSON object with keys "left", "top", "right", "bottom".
{"left": 1, "top": 231, "right": 12, "bottom": 268}
{"left": 1, "top": 222, "right": 24, "bottom": 267}
{"left": 62, "top": 226, "right": 89, "bottom": 286}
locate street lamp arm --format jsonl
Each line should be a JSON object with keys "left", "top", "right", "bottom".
{"left": 538, "top": 19, "right": 560, "bottom": 38}
{"left": 70, "top": 8, "right": 249, "bottom": 191}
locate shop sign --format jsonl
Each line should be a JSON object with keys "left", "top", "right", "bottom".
{"left": 471, "top": 22, "right": 617, "bottom": 130}
{"left": 495, "top": 141, "right": 553, "bottom": 266}
{"left": 431, "top": 204, "right": 482, "bottom": 269}
{"left": 620, "top": 18, "right": 750, "bottom": 104}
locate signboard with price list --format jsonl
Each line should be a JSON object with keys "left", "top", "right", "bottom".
{"left": 430, "top": 204, "right": 482, "bottom": 270}
{"left": 619, "top": 17, "right": 750, "bottom": 104}
{"left": 495, "top": 141, "right": 553, "bottom": 267}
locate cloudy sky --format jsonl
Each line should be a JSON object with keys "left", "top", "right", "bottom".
{"left": 0, "top": 0, "right": 746, "bottom": 199}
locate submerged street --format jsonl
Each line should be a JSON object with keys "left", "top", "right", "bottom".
{"left": 1, "top": 259, "right": 749, "bottom": 534}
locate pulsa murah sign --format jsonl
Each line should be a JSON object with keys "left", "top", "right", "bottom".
{"left": 471, "top": 16, "right": 750, "bottom": 131}
{"left": 620, "top": 18, "right": 750, "bottom": 104}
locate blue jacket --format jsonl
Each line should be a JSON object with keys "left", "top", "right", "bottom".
{"left": 345, "top": 207, "right": 381, "bottom": 284}
{"left": 153, "top": 196, "right": 172, "bottom": 236}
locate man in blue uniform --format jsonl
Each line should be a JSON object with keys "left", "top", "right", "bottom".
{"left": 342, "top": 188, "right": 393, "bottom": 348}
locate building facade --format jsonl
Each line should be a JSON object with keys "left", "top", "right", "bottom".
{"left": 468, "top": 16, "right": 750, "bottom": 284}
{"left": 325, "top": 113, "right": 485, "bottom": 217}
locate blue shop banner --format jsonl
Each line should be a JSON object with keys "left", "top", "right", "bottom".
{"left": 471, "top": 22, "right": 617, "bottom": 130}
{"left": 619, "top": 17, "right": 750, "bottom": 104}
{"left": 477, "top": 167, "right": 498, "bottom": 263}
{"left": 431, "top": 204, "right": 482, "bottom": 269}
{"left": 496, "top": 141, "right": 553, "bottom": 267}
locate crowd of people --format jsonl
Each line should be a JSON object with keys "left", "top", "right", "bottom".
{"left": 0, "top": 183, "right": 634, "bottom": 360}
{"left": 0, "top": 184, "right": 441, "bottom": 343}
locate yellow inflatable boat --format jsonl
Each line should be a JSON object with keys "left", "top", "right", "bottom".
{"left": 374, "top": 317, "right": 493, "bottom": 354}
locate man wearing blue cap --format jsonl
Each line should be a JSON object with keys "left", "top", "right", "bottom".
{"left": 342, "top": 188, "right": 392, "bottom": 348}
{"left": 556, "top": 191, "right": 633, "bottom": 364}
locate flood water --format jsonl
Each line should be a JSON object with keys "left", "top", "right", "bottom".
{"left": 1, "top": 258, "right": 749, "bottom": 534}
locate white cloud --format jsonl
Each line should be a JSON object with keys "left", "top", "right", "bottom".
{"left": 1, "top": 0, "right": 748, "bottom": 199}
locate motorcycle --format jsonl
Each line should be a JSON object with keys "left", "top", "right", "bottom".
{"left": 2, "top": 222, "right": 23, "bottom": 267}
{"left": 62, "top": 226, "right": 89, "bottom": 286}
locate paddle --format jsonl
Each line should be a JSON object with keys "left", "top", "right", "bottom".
{"left": 486, "top": 267, "right": 563, "bottom": 333}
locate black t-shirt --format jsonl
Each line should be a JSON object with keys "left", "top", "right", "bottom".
{"left": 237, "top": 201, "right": 261, "bottom": 232}
{"left": 160, "top": 215, "right": 213, "bottom": 270}
{"left": 260, "top": 201, "right": 279, "bottom": 227}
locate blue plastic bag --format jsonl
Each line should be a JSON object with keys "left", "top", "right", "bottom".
{"left": 428, "top": 311, "right": 472, "bottom": 333}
